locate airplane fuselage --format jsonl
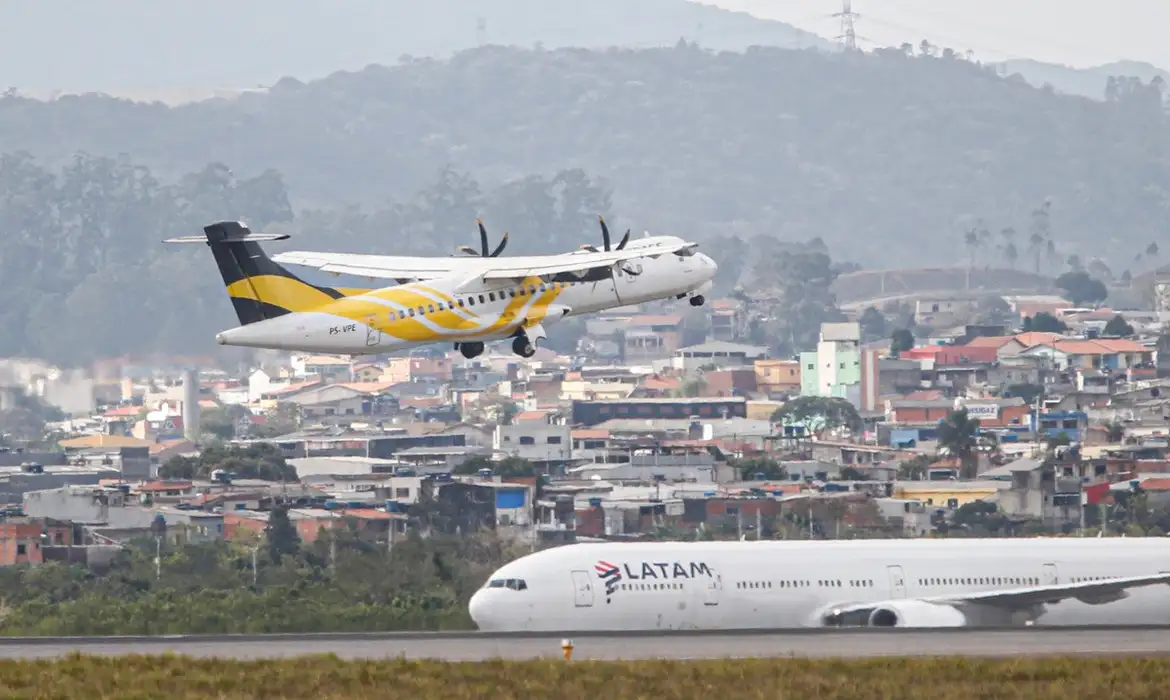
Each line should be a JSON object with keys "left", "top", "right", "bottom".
{"left": 215, "top": 247, "right": 716, "bottom": 354}
{"left": 469, "top": 539, "right": 1170, "bottom": 631}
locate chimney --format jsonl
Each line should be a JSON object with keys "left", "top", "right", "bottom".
{"left": 182, "top": 369, "right": 201, "bottom": 442}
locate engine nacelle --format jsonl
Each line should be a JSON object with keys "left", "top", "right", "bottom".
{"left": 866, "top": 600, "right": 969, "bottom": 628}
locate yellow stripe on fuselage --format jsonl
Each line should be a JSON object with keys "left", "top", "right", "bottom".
{"left": 226, "top": 273, "right": 566, "bottom": 344}
{"left": 334, "top": 277, "right": 563, "bottom": 342}
{"left": 226, "top": 275, "right": 369, "bottom": 309}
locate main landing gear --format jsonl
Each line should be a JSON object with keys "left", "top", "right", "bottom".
{"left": 455, "top": 342, "right": 484, "bottom": 359}
{"left": 511, "top": 335, "right": 536, "bottom": 358}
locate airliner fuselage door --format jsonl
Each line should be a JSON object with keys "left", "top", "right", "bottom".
{"left": 1042, "top": 563, "right": 1059, "bottom": 586}
{"left": 364, "top": 315, "right": 381, "bottom": 347}
{"left": 704, "top": 573, "right": 721, "bottom": 606}
{"left": 887, "top": 565, "right": 907, "bottom": 599}
{"left": 571, "top": 570, "right": 593, "bottom": 607}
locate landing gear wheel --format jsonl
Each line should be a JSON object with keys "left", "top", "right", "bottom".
{"left": 511, "top": 336, "right": 536, "bottom": 358}
{"left": 458, "top": 342, "right": 484, "bottom": 359}
{"left": 689, "top": 294, "right": 706, "bottom": 307}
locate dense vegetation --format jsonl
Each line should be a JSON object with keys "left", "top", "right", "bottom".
{"left": 3, "top": 44, "right": 1169, "bottom": 364}
{"left": 0, "top": 526, "right": 522, "bottom": 635}
{"left": 4, "top": 655, "right": 1170, "bottom": 699}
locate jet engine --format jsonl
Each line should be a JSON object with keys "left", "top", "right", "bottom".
{"left": 865, "top": 600, "right": 968, "bottom": 628}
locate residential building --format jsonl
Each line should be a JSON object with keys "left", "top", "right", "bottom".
{"left": 754, "top": 359, "right": 801, "bottom": 395}
{"left": 672, "top": 341, "right": 768, "bottom": 372}
{"left": 799, "top": 323, "right": 881, "bottom": 410}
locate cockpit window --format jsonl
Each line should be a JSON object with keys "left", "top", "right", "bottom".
{"left": 486, "top": 578, "right": 527, "bottom": 590}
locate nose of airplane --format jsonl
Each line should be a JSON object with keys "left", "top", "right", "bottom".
{"left": 468, "top": 589, "right": 489, "bottom": 629}
{"left": 697, "top": 253, "right": 717, "bottom": 278}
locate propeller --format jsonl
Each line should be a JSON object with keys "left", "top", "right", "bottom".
{"left": 457, "top": 219, "right": 509, "bottom": 257}
{"left": 579, "top": 215, "right": 631, "bottom": 253}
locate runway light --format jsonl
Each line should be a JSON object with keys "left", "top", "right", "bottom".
{"left": 561, "top": 638, "right": 574, "bottom": 661}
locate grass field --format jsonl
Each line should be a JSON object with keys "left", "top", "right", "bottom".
{"left": 2, "top": 654, "right": 1169, "bottom": 699}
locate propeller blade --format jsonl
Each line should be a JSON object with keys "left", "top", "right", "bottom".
{"left": 599, "top": 215, "right": 611, "bottom": 251}
{"left": 457, "top": 245, "right": 480, "bottom": 256}
{"left": 579, "top": 244, "right": 599, "bottom": 252}
{"left": 477, "top": 219, "right": 489, "bottom": 257}
{"left": 616, "top": 228, "right": 631, "bottom": 250}
{"left": 489, "top": 232, "right": 509, "bottom": 257}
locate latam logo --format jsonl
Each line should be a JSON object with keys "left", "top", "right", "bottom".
{"left": 595, "top": 560, "right": 714, "bottom": 603}
{"left": 596, "top": 560, "right": 622, "bottom": 603}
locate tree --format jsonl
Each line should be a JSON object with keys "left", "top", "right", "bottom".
{"left": 1104, "top": 421, "right": 1126, "bottom": 444}
{"left": 889, "top": 328, "right": 914, "bottom": 357}
{"left": 938, "top": 409, "right": 981, "bottom": 479}
{"left": 1002, "top": 383, "right": 1044, "bottom": 405}
{"left": 1055, "top": 271, "right": 1108, "bottom": 307}
{"left": 158, "top": 443, "right": 297, "bottom": 482}
{"left": 1103, "top": 314, "right": 1135, "bottom": 337}
{"left": 265, "top": 505, "right": 301, "bottom": 563}
{"left": 858, "top": 306, "right": 888, "bottom": 342}
{"left": 732, "top": 457, "right": 787, "bottom": 481}
{"left": 772, "top": 396, "right": 862, "bottom": 435}
{"left": 1023, "top": 312, "right": 1068, "bottom": 333}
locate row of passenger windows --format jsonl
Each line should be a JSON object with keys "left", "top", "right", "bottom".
{"left": 390, "top": 282, "right": 573, "bottom": 320}
{"left": 735, "top": 580, "right": 875, "bottom": 589}
{"left": 616, "top": 583, "right": 684, "bottom": 591}
{"left": 918, "top": 576, "right": 1038, "bottom": 587}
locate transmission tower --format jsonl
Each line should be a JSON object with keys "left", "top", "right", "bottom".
{"left": 833, "top": 0, "right": 859, "bottom": 51}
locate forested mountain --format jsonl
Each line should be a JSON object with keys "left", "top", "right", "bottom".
{"left": 0, "top": 0, "right": 829, "bottom": 93}
{"left": 3, "top": 43, "right": 1170, "bottom": 364}
{"left": 999, "top": 58, "right": 1170, "bottom": 100}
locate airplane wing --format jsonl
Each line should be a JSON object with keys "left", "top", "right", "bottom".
{"left": 934, "top": 573, "right": 1170, "bottom": 608}
{"left": 271, "top": 251, "right": 469, "bottom": 281}
{"left": 823, "top": 573, "right": 1170, "bottom": 627}
{"left": 274, "top": 240, "right": 699, "bottom": 284}
{"left": 477, "top": 242, "right": 699, "bottom": 282}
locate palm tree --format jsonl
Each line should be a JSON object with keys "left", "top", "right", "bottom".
{"left": 938, "top": 409, "right": 982, "bottom": 479}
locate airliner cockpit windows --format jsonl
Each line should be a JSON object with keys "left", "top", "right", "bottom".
{"left": 485, "top": 578, "right": 528, "bottom": 591}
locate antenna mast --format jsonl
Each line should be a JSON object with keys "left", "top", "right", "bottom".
{"left": 833, "top": 0, "right": 859, "bottom": 51}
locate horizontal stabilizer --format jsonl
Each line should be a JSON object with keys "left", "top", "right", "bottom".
{"left": 164, "top": 232, "right": 290, "bottom": 244}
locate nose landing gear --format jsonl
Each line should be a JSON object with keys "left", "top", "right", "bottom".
{"left": 689, "top": 294, "right": 705, "bottom": 307}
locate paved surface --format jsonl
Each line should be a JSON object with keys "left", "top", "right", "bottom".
{"left": 1, "top": 628, "right": 1170, "bottom": 660}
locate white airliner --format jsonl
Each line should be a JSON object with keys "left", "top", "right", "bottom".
{"left": 468, "top": 539, "right": 1170, "bottom": 630}
{"left": 167, "top": 220, "right": 715, "bottom": 358}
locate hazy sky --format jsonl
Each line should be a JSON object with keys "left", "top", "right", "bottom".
{"left": 702, "top": 0, "right": 1170, "bottom": 68}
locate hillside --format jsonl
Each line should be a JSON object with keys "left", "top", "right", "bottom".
{"left": 998, "top": 58, "right": 1170, "bottom": 100}
{"left": 2, "top": 44, "right": 1169, "bottom": 363}
{"left": 0, "top": 0, "right": 831, "bottom": 93}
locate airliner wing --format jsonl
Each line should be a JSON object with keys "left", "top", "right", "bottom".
{"left": 478, "top": 242, "right": 699, "bottom": 281}
{"left": 825, "top": 573, "right": 1170, "bottom": 626}
{"left": 271, "top": 251, "right": 466, "bottom": 281}
{"left": 275, "top": 240, "right": 699, "bottom": 283}
{"left": 936, "top": 572, "right": 1170, "bottom": 608}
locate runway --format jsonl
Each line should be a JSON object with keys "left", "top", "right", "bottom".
{"left": 0, "top": 627, "right": 1169, "bottom": 660}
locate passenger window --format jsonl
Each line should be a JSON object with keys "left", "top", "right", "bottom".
{"left": 518, "top": 288, "right": 526, "bottom": 296}
{"left": 458, "top": 299, "right": 465, "bottom": 308}
{"left": 539, "top": 284, "right": 547, "bottom": 292}
{"left": 510, "top": 290, "right": 517, "bottom": 297}
{"left": 469, "top": 297, "right": 476, "bottom": 306}
{"left": 479, "top": 295, "right": 486, "bottom": 303}
{"left": 408, "top": 309, "right": 415, "bottom": 317}
{"left": 428, "top": 304, "right": 435, "bottom": 313}
{"left": 417, "top": 306, "right": 425, "bottom": 315}
{"left": 489, "top": 293, "right": 496, "bottom": 302}
{"left": 528, "top": 285, "right": 536, "bottom": 294}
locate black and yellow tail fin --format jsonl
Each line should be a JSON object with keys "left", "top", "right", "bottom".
{"left": 167, "top": 221, "right": 360, "bottom": 326}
